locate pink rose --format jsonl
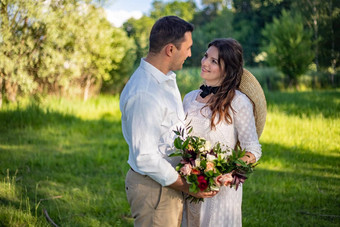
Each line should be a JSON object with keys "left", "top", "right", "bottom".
{"left": 205, "top": 161, "right": 215, "bottom": 172}
{"left": 180, "top": 163, "right": 192, "bottom": 176}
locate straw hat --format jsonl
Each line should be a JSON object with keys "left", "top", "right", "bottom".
{"left": 238, "top": 69, "right": 267, "bottom": 138}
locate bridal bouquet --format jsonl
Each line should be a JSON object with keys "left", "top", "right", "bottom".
{"left": 169, "top": 126, "right": 257, "bottom": 203}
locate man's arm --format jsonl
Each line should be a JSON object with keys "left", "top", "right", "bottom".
{"left": 122, "top": 92, "right": 181, "bottom": 186}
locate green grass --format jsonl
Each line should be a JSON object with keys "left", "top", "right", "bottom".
{"left": 0, "top": 90, "right": 339, "bottom": 226}
{"left": 243, "top": 90, "right": 340, "bottom": 226}
{"left": 0, "top": 95, "right": 132, "bottom": 226}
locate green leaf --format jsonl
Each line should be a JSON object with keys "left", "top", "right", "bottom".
{"left": 188, "top": 126, "right": 193, "bottom": 134}
{"left": 174, "top": 137, "right": 182, "bottom": 149}
{"left": 168, "top": 151, "right": 183, "bottom": 157}
{"left": 182, "top": 138, "right": 190, "bottom": 149}
{"left": 173, "top": 130, "right": 181, "bottom": 136}
{"left": 189, "top": 184, "right": 198, "bottom": 193}
{"left": 235, "top": 159, "right": 247, "bottom": 167}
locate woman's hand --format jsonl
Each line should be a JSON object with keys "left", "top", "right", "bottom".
{"left": 189, "top": 190, "right": 218, "bottom": 199}
{"left": 239, "top": 152, "right": 256, "bottom": 164}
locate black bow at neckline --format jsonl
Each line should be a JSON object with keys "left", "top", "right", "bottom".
{"left": 199, "top": 85, "right": 220, "bottom": 98}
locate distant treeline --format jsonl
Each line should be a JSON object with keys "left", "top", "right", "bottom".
{"left": 0, "top": 0, "right": 339, "bottom": 106}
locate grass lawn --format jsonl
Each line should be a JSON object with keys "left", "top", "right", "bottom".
{"left": 0, "top": 90, "right": 339, "bottom": 226}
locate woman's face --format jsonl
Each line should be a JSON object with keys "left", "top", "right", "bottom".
{"left": 200, "top": 46, "right": 225, "bottom": 86}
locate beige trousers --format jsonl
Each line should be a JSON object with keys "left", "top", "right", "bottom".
{"left": 125, "top": 169, "right": 184, "bottom": 227}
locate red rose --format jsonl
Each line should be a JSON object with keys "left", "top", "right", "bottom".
{"left": 197, "top": 175, "right": 208, "bottom": 191}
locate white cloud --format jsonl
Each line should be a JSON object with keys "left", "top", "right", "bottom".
{"left": 104, "top": 9, "right": 143, "bottom": 27}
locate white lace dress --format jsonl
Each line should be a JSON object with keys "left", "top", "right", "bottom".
{"left": 182, "top": 90, "right": 262, "bottom": 227}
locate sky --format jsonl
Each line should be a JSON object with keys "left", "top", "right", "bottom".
{"left": 104, "top": 0, "right": 201, "bottom": 27}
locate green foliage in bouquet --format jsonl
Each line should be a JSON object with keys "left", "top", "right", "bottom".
{"left": 169, "top": 125, "right": 257, "bottom": 203}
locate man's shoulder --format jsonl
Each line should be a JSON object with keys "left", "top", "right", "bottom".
{"left": 123, "top": 67, "right": 155, "bottom": 91}
{"left": 120, "top": 69, "right": 160, "bottom": 105}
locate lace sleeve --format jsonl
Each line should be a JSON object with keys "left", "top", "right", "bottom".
{"left": 233, "top": 93, "right": 262, "bottom": 162}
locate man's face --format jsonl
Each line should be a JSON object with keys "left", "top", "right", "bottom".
{"left": 171, "top": 32, "right": 193, "bottom": 71}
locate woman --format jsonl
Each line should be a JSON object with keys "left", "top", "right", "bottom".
{"left": 182, "top": 38, "right": 265, "bottom": 226}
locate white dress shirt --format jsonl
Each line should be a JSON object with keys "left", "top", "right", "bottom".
{"left": 120, "top": 59, "right": 185, "bottom": 186}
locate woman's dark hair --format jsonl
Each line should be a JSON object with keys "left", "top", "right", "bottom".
{"left": 149, "top": 16, "right": 194, "bottom": 53}
{"left": 204, "top": 38, "right": 244, "bottom": 129}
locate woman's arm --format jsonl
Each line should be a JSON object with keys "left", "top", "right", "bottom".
{"left": 233, "top": 92, "right": 262, "bottom": 163}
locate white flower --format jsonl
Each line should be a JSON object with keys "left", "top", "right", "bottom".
{"left": 199, "top": 140, "right": 211, "bottom": 153}
{"left": 199, "top": 146, "right": 206, "bottom": 152}
{"left": 219, "top": 153, "right": 229, "bottom": 160}
{"left": 206, "top": 154, "right": 217, "bottom": 162}
{"left": 210, "top": 185, "right": 220, "bottom": 191}
{"left": 195, "top": 158, "right": 201, "bottom": 167}
{"left": 204, "top": 141, "right": 211, "bottom": 151}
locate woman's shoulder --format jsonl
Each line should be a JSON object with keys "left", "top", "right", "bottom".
{"left": 183, "top": 90, "right": 200, "bottom": 103}
{"left": 232, "top": 90, "right": 253, "bottom": 109}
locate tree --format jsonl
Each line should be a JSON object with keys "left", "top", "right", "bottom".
{"left": 292, "top": 0, "right": 339, "bottom": 86}
{"left": 187, "top": 7, "right": 234, "bottom": 66}
{"left": 232, "top": 0, "right": 291, "bottom": 66}
{"left": 261, "top": 10, "right": 314, "bottom": 87}
{"left": 123, "top": 16, "right": 155, "bottom": 66}
{"left": 104, "top": 27, "right": 137, "bottom": 94}
{"left": 150, "top": 0, "right": 197, "bottom": 22}
{"left": 0, "top": 0, "right": 127, "bottom": 104}
{"left": 0, "top": 0, "right": 45, "bottom": 104}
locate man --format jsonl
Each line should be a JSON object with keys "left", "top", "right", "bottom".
{"left": 120, "top": 16, "right": 217, "bottom": 227}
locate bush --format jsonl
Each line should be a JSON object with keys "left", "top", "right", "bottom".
{"left": 245, "top": 67, "right": 285, "bottom": 91}
{"left": 261, "top": 10, "right": 314, "bottom": 87}
{"left": 309, "top": 70, "right": 340, "bottom": 89}
{"left": 176, "top": 66, "right": 338, "bottom": 94}
{"left": 177, "top": 67, "right": 285, "bottom": 93}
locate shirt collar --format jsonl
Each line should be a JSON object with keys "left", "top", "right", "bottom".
{"left": 140, "top": 58, "right": 176, "bottom": 84}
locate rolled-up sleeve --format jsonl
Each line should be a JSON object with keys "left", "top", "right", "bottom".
{"left": 121, "top": 92, "right": 179, "bottom": 186}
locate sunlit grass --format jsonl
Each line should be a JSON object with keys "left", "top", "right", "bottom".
{"left": 242, "top": 90, "right": 340, "bottom": 227}
{"left": 0, "top": 95, "right": 131, "bottom": 226}
{"left": 0, "top": 90, "right": 339, "bottom": 226}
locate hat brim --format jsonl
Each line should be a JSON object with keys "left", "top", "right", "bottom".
{"left": 238, "top": 69, "right": 267, "bottom": 138}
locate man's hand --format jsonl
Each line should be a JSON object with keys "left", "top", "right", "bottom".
{"left": 169, "top": 175, "right": 218, "bottom": 198}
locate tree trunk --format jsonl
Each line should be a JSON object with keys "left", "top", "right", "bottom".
{"left": 311, "top": 1, "right": 319, "bottom": 88}
{"left": 5, "top": 79, "right": 18, "bottom": 102}
{"left": 328, "top": 0, "right": 336, "bottom": 87}
{"left": 83, "top": 75, "right": 93, "bottom": 102}
{"left": 312, "top": 3, "right": 319, "bottom": 72}
{"left": 0, "top": 76, "right": 3, "bottom": 109}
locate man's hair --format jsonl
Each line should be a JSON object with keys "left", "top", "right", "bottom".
{"left": 149, "top": 16, "right": 194, "bottom": 53}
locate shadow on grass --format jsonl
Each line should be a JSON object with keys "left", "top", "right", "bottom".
{"left": 265, "top": 90, "right": 340, "bottom": 118}
{"left": 241, "top": 141, "right": 340, "bottom": 227}
{"left": 1, "top": 99, "right": 339, "bottom": 226}
{"left": 0, "top": 103, "right": 133, "bottom": 226}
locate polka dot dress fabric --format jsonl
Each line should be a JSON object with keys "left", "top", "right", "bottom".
{"left": 182, "top": 90, "right": 262, "bottom": 227}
